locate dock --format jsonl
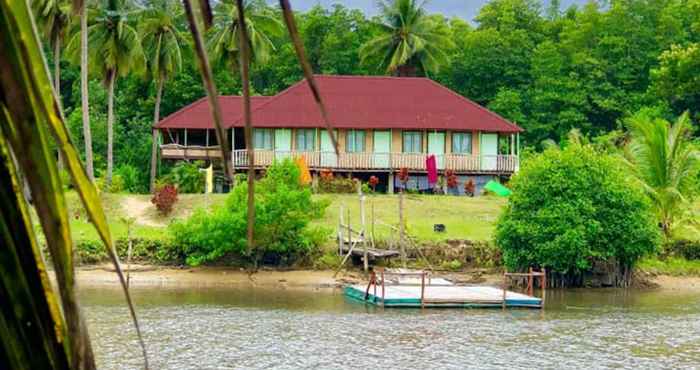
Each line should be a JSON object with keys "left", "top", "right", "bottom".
{"left": 344, "top": 269, "right": 546, "bottom": 309}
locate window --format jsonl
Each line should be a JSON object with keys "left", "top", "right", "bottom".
{"left": 253, "top": 128, "right": 273, "bottom": 150}
{"left": 402, "top": 131, "right": 422, "bottom": 153}
{"left": 346, "top": 130, "right": 366, "bottom": 152}
{"left": 296, "top": 129, "right": 316, "bottom": 151}
{"left": 452, "top": 132, "right": 472, "bottom": 154}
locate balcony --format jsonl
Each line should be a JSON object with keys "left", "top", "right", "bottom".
{"left": 160, "top": 144, "right": 223, "bottom": 160}
{"left": 232, "top": 150, "right": 519, "bottom": 174}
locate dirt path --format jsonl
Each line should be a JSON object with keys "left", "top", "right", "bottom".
{"left": 121, "top": 196, "right": 164, "bottom": 227}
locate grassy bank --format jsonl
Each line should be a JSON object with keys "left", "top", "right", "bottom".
{"left": 65, "top": 191, "right": 506, "bottom": 244}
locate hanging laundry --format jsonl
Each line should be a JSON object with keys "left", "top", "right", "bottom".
{"left": 295, "top": 156, "right": 312, "bottom": 185}
{"left": 426, "top": 155, "right": 438, "bottom": 186}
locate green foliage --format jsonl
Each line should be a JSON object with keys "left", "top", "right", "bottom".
{"left": 170, "top": 159, "right": 328, "bottom": 266}
{"left": 496, "top": 145, "right": 661, "bottom": 275}
{"left": 638, "top": 256, "right": 700, "bottom": 276}
{"left": 624, "top": 111, "right": 700, "bottom": 237}
{"left": 666, "top": 239, "right": 700, "bottom": 260}
{"left": 165, "top": 161, "right": 205, "bottom": 193}
{"left": 360, "top": 0, "right": 453, "bottom": 76}
{"left": 440, "top": 259, "right": 463, "bottom": 271}
{"left": 114, "top": 164, "right": 144, "bottom": 193}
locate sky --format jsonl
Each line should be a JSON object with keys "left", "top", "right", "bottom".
{"left": 283, "top": 0, "right": 589, "bottom": 22}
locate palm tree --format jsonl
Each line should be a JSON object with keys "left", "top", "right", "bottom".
{"left": 625, "top": 111, "right": 700, "bottom": 238}
{"left": 68, "top": 0, "right": 145, "bottom": 185}
{"left": 32, "top": 0, "right": 70, "bottom": 96}
{"left": 360, "top": 0, "right": 452, "bottom": 77}
{"left": 32, "top": 0, "right": 71, "bottom": 170}
{"left": 141, "top": 0, "right": 185, "bottom": 192}
{"left": 206, "top": 0, "right": 283, "bottom": 73}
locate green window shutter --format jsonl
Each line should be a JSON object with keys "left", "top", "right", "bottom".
{"left": 347, "top": 130, "right": 366, "bottom": 152}
{"left": 403, "top": 131, "right": 422, "bottom": 153}
{"left": 254, "top": 129, "right": 273, "bottom": 150}
{"left": 452, "top": 132, "right": 472, "bottom": 154}
{"left": 296, "top": 128, "right": 315, "bottom": 151}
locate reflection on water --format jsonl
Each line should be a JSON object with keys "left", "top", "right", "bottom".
{"left": 80, "top": 286, "right": 700, "bottom": 369}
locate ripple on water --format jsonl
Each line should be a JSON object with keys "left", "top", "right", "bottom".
{"left": 82, "top": 287, "right": 700, "bottom": 370}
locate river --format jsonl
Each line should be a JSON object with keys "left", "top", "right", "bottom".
{"left": 80, "top": 285, "right": 700, "bottom": 369}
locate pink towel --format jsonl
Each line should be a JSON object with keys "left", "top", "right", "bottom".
{"left": 426, "top": 155, "right": 438, "bottom": 185}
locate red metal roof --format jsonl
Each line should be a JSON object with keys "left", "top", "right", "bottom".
{"left": 155, "top": 96, "right": 271, "bottom": 129}
{"left": 158, "top": 75, "right": 522, "bottom": 133}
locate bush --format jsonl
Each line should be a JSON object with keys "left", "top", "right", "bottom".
{"left": 666, "top": 239, "right": 700, "bottom": 260}
{"left": 170, "top": 159, "right": 329, "bottom": 266}
{"left": 318, "top": 170, "right": 356, "bottom": 193}
{"left": 495, "top": 145, "right": 660, "bottom": 276}
{"left": 165, "top": 161, "right": 205, "bottom": 193}
{"left": 114, "top": 164, "right": 144, "bottom": 193}
{"left": 151, "top": 184, "right": 178, "bottom": 216}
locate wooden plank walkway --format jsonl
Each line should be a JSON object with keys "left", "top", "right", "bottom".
{"left": 339, "top": 244, "right": 400, "bottom": 259}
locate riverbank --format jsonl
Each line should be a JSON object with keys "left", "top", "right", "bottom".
{"left": 75, "top": 264, "right": 700, "bottom": 292}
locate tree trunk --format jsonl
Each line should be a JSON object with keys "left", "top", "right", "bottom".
{"left": 80, "top": 6, "right": 94, "bottom": 181}
{"left": 53, "top": 36, "right": 64, "bottom": 171}
{"left": 106, "top": 69, "right": 116, "bottom": 186}
{"left": 150, "top": 78, "right": 164, "bottom": 193}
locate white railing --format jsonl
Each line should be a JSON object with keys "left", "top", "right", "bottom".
{"left": 232, "top": 150, "right": 519, "bottom": 173}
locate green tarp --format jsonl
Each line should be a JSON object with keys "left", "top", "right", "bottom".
{"left": 484, "top": 180, "right": 512, "bottom": 197}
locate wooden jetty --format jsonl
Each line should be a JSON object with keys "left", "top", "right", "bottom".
{"left": 344, "top": 268, "right": 546, "bottom": 309}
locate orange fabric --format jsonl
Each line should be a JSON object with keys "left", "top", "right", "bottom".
{"left": 296, "top": 157, "right": 312, "bottom": 185}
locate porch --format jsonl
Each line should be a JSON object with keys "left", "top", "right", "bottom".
{"left": 231, "top": 149, "right": 519, "bottom": 174}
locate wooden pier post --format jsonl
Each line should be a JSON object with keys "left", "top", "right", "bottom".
{"left": 528, "top": 267, "right": 534, "bottom": 297}
{"left": 541, "top": 267, "right": 547, "bottom": 309}
{"left": 359, "top": 184, "right": 368, "bottom": 273}
{"left": 420, "top": 271, "right": 426, "bottom": 309}
{"left": 381, "top": 268, "right": 385, "bottom": 308}
{"left": 338, "top": 205, "right": 344, "bottom": 256}
{"left": 502, "top": 273, "right": 507, "bottom": 309}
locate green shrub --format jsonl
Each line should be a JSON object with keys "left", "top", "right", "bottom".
{"left": 666, "top": 239, "right": 700, "bottom": 260}
{"left": 114, "top": 164, "right": 144, "bottom": 193}
{"left": 75, "top": 237, "right": 183, "bottom": 265}
{"left": 313, "top": 249, "right": 342, "bottom": 269}
{"left": 440, "top": 259, "right": 463, "bottom": 271}
{"left": 170, "top": 159, "right": 329, "bottom": 266}
{"left": 166, "top": 161, "right": 205, "bottom": 193}
{"left": 495, "top": 145, "right": 660, "bottom": 276}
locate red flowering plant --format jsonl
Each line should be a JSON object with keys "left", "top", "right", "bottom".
{"left": 446, "top": 170, "right": 458, "bottom": 189}
{"left": 398, "top": 167, "right": 409, "bottom": 192}
{"left": 151, "top": 183, "right": 178, "bottom": 215}
{"left": 464, "top": 179, "right": 476, "bottom": 197}
{"left": 368, "top": 175, "right": 379, "bottom": 192}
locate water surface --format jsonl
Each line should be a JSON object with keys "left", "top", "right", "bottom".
{"left": 81, "top": 286, "right": 700, "bottom": 369}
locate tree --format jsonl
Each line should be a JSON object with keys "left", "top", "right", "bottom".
{"left": 359, "top": 0, "right": 452, "bottom": 77}
{"left": 141, "top": 0, "right": 185, "bottom": 192}
{"left": 67, "top": 0, "right": 145, "bottom": 185}
{"left": 206, "top": 0, "right": 283, "bottom": 73}
{"left": 32, "top": 0, "right": 70, "bottom": 96}
{"left": 496, "top": 145, "right": 660, "bottom": 286}
{"left": 81, "top": 0, "right": 94, "bottom": 180}
{"left": 624, "top": 111, "right": 700, "bottom": 238}
{"left": 651, "top": 43, "right": 700, "bottom": 118}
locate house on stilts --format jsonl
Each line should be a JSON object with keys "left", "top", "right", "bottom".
{"left": 154, "top": 75, "right": 523, "bottom": 193}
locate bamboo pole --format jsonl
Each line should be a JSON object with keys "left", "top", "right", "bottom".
{"left": 359, "top": 183, "right": 368, "bottom": 273}
{"left": 399, "top": 187, "right": 406, "bottom": 267}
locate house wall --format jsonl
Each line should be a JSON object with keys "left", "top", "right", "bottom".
{"left": 365, "top": 129, "right": 373, "bottom": 152}
{"left": 445, "top": 130, "right": 452, "bottom": 154}
{"left": 472, "top": 130, "right": 480, "bottom": 156}
{"left": 391, "top": 129, "right": 402, "bottom": 153}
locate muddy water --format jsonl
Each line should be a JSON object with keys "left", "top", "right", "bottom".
{"left": 80, "top": 286, "right": 700, "bottom": 369}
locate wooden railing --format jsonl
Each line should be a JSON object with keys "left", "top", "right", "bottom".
{"left": 160, "top": 144, "right": 222, "bottom": 159}
{"left": 230, "top": 149, "right": 519, "bottom": 173}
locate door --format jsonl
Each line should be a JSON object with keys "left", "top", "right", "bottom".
{"left": 481, "top": 133, "right": 498, "bottom": 171}
{"left": 320, "top": 129, "right": 337, "bottom": 167}
{"left": 373, "top": 130, "right": 391, "bottom": 168}
{"left": 427, "top": 132, "right": 445, "bottom": 169}
{"left": 274, "top": 129, "right": 291, "bottom": 161}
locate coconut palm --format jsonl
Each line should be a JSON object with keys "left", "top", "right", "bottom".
{"left": 141, "top": 0, "right": 185, "bottom": 192}
{"left": 80, "top": 0, "right": 95, "bottom": 181}
{"left": 32, "top": 0, "right": 70, "bottom": 94}
{"left": 67, "top": 0, "right": 145, "bottom": 185}
{"left": 625, "top": 111, "right": 700, "bottom": 238}
{"left": 360, "top": 0, "right": 453, "bottom": 77}
{"left": 206, "top": 0, "right": 283, "bottom": 73}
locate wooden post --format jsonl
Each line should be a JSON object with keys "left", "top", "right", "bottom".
{"left": 502, "top": 273, "right": 507, "bottom": 309}
{"left": 420, "top": 271, "right": 426, "bottom": 309}
{"left": 360, "top": 183, "right": 368, "bottom": 273}
{"left": 338, "top": 205, "right": 344, "bottom": 256}
{"left": 399, "top": 187, "right": 406, "bottom": 267}
{"left": 381, "top": 269, "right": 385, "bottom": 307}
{"left": 541, "top": 267, "right": 547, "bottom": 309}
{"left": 528, "top": 267, "right": 534, "bottom": 297}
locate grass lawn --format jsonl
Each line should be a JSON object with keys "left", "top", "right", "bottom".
{"left": 64, "top": 191, "right": 506, "bottom": 243}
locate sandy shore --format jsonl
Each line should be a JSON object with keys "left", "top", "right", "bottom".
{"left": 76, "top": 264, "right": 506, "bottom": 290}
{"left": 74, "top": 264, "right": 700, "bottom": 292}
